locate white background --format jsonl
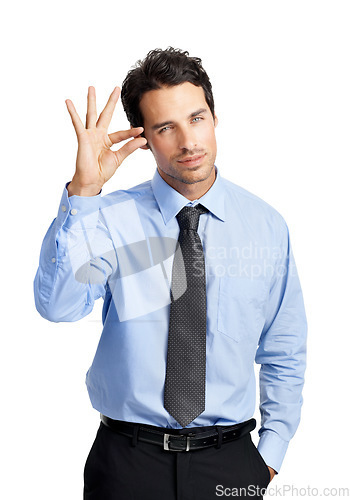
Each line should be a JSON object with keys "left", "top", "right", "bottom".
{"left": 1, "top": 0, "right": 349, "bottom": 498}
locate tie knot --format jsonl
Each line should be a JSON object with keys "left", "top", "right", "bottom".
{"left": 176, "top": 204, "right": 209, "bottom": 231}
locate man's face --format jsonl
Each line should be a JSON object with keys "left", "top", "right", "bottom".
{"left": 139, "top": 82, "right": 218, "bottom": 191}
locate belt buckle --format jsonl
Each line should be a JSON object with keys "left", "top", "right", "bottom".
{"left": 163, "top": 433, "right": 190, "bottom": 452}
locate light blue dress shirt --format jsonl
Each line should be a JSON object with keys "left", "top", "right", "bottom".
{"left": 34, "top": 166, "right": 307, "bottom": 473}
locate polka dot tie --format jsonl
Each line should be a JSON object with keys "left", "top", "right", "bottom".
{"left": 164, "top": 204, "right": 209, "bottom": 427}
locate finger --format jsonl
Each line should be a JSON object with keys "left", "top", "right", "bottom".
{"left": 108, "top": 127, "right": 144, "bottom": 145}
{"left": 65, "top": 99, "right": 85, "bottom": 135}
{"left": 86, "top": 86, "right": 97, "bottom": 128}
{"left": 114, "top": 137, "right": 148, "bottom": 166}
{"left": 96, "top": 86, "right": 120, "bottom": 130}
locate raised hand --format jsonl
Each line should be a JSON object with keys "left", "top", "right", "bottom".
{"left": 65, "top": 86, "right": 147, "bottom": 196}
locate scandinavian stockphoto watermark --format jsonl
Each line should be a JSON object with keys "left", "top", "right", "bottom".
{"left": 215, "top": 484, "right": 350, "bottom": 497}
{"left": 65, "top": 199, "right": 295, "bottom": 321}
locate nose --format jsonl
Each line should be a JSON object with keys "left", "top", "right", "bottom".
{"left": 177, "top": 125, "right": 198, "bottom": 151}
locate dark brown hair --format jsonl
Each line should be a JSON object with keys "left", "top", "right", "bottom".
{"left": 121, "top": 47, "right": 215, "bottom": 130}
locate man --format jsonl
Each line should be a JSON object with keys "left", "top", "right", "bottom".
{"left": 34, "top": 47, "right": 307, "bottom": 499}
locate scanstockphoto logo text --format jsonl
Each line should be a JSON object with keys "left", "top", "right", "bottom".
{"left": 65, "top": 200, "right": 296, "bottom": 321}
{"left": 215, "top": 484, "right": 350, "bottom": 497}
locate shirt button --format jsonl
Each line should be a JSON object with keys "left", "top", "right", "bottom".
{"left": 70, "top": 209, "right": 78, "bottom": 215}
{"left": 61, "top": 205, "right": 67, "bottom": 212}
{"left": 51, "top": 257, "right": 56, "bottom": 263}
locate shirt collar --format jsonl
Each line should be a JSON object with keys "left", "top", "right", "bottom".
{"left": 151, "top": 165, "right": 226, "bottom": 225}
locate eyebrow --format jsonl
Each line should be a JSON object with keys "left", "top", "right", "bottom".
{"left": 151, "top": 108, "right": 208, "bottom": 131}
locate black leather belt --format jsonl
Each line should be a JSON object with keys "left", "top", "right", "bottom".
{"left": 100, "top": 415, "right": 256, "bottom": 452}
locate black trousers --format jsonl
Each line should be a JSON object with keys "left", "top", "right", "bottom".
{"left": 83, "top": 420, "right": 271, "bottom": 500}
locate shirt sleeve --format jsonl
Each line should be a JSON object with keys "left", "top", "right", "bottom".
{"left": 255, "top": 218, "right": 307, "bottom": 473}
{"left": 33, "top": 183, "right": 116, "bottom": 322}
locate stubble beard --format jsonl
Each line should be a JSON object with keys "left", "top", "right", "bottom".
{"left": 159, "top": 154, "right": 216, "bottom": 185}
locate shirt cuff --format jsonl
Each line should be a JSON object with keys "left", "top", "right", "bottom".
{"left": 56, "top": 182, "right": 102, "bottom": 230}
{"left": 257, "top": 430, "right": 289, "bottom": 474}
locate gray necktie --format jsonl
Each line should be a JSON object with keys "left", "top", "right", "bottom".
{"left": 164, "top": 204, "right": 208, "bottom": 427}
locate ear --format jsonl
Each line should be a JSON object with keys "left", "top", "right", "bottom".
{"left": 139, "top": 140, "right": 150, "bottom": 150}
{"left": 214, "top": 114, "right": 219, "bottom": 128}
{"left": 131, "top": 125, "right": 150, "bottom": 150}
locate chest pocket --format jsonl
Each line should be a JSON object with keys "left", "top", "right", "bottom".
{"left": 217, "top": 276, "right": 267, "bottom": 343}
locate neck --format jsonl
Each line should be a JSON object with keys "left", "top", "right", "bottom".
{"left": 158, "top": 166, "right": 216, "bottom": 201}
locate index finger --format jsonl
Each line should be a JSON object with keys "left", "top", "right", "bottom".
{"left": 96, "top": 86, "right": 120, "bottom": 129}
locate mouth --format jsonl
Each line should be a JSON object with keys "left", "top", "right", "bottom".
{"left": 177, "top": 154, "right": 206, "bottom": 167}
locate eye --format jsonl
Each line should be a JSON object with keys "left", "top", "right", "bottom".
{"left": 192, "top": 117, "right": 203, "bottom": 123}
{"left": 159, "top": 126, "right": 172, "bottom": 134}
